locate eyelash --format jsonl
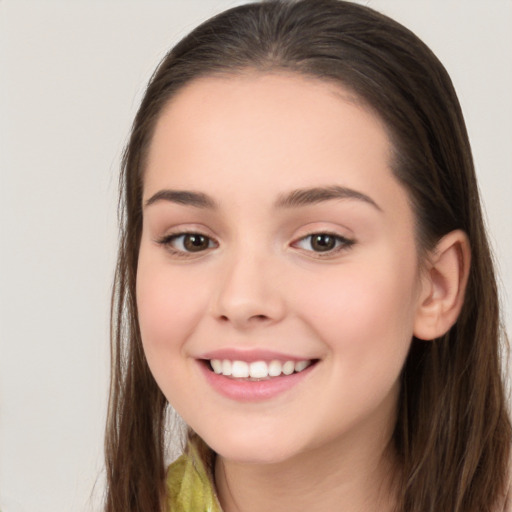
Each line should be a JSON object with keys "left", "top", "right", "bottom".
{"left": 156, "top": 232, "right": 218, "bottom": 258}
{"left": 292, "top": 233, "right": 355, "bottom": 256}
{"left": 156, "top": 231, "right": 355, "bottom": 258}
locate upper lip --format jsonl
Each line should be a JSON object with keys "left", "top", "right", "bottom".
{"left": 197, "top": 348, "right": 316, "bottom": 363}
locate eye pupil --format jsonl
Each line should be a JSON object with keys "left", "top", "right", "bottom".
{"left": 184, "top": 234, "right": 209, "bottom": 252}
{"left": 311, "top": 234, "right": 336, "bottom": 252}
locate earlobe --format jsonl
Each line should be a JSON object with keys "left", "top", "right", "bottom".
{"left": 413, "top": 230, "right": 471, "bottom": 341}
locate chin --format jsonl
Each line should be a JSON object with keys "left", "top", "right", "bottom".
{"left": 203, "top": 430, "right": 302, "bottom": 465}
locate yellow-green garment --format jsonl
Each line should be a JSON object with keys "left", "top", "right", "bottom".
{"left": 166, "top": 440, "right": 223, "bottom": 512}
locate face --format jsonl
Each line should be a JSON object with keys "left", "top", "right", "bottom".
{"left": 137, "top": 73, "right": 425, "bottom": 465}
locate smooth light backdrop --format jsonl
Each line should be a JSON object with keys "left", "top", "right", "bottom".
{"left": 1, "top": 1, "right": 511, "bottom": 511}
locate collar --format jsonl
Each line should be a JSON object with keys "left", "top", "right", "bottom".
{"left": 166, "top": 436, "right": 223, "bottom": 512}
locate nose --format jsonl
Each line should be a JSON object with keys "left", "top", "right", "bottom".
{"left": 211, "top": 251, "right": 286, "bottom": 329}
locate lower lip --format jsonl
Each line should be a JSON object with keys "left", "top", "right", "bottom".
{"left": 199, "top": 361, "right": 316, "bottom": 402}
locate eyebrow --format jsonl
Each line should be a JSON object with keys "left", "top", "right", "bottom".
{"left": 275, "top": 185, "right": 382, "bottom": 211}
{"left": 143, "top": 185, "right": 381, "bottom": 212}
{"left": 144, "top": 189, "right": 217, "bottom": 209}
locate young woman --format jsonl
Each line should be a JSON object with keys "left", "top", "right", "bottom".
{"left": 104, "top": 1, "right": 511, "bottom": 511}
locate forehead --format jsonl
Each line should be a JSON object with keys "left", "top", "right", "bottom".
{"left": 143, "top": 72, "right": 405, "bottom": 215}
{"left": 151, "top": 72, "right": 381, "bottom": 152}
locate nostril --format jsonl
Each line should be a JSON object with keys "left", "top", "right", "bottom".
{"left": 217, "top": 313, "right": 269, "bottom": 324}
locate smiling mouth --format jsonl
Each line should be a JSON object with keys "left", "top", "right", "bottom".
{"left": 205, "top": 359, "right": 317, "bottom": 380}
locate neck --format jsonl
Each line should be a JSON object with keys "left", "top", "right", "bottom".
{"left": 214, "top": 420, "right": 399, "bottom": 512}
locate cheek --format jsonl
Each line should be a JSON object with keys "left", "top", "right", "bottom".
{"left": 289, "top": 254, "right": 419, "bottom": 435}
{"left": 293, "top": 252, "right": 419, "bottom": 369}
{"left": 136, "top": 249, "right": 209, "bottom": 359}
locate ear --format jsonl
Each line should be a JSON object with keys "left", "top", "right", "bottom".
{"left": 413, "top": 230, "right": 471, "bottom": 341}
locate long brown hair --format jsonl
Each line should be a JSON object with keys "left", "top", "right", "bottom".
{"left": 105, "top": 1, "right": 511, "bottom": 510}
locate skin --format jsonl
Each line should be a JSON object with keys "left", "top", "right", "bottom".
{"left": 136, "top": 73, "right": 463, "bottom": 511}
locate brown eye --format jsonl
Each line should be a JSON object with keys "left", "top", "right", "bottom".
{"left": 158, "top": 232, "right": 216, "bottom": 254}
{"left": 310, "top": 234, "right": 336, "bottom": 252}
{"left": 182, "top": 234, "right": 211, "bottom": 252}
{"left": 293, "top": 233, "right": 354, "bottom": 255}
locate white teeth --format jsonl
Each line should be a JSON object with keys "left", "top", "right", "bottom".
{"left": 211, "top": 359, "right": 222, "bottom": 374}
{"left": 249, "top": 361, "right": 268, "bottom": 379}
{"left": 295, "top": 360, "right": 309, "bottom": 372}
{"left": 282, "top": 360, "right": 295, "bottom": 375}
{"left": 222, "top": 359, "right": 232, "bottom": 376}
{"left": 231, "top": 360, "right": 249, "bottom": 378}
{"left": 268, "top": 360, "right": 282, "bottom": 377}
{"left": 209, "top": 358, "right": 313, "bottom": 379}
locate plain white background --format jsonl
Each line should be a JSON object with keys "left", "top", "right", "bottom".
{"left": 0, "top": 1, "right": 510, "bottom": 511}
